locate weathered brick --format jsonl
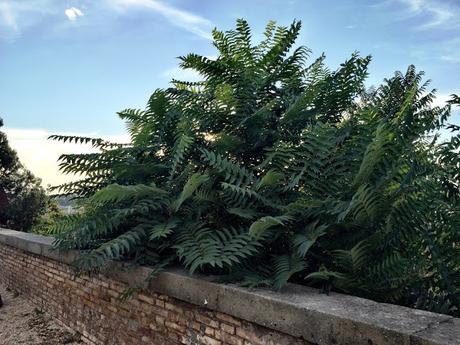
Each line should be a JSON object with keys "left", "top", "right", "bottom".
{"left": 0, "top": 241, "right": 312, "bottom": 345}
{"left": 216, "top": 312, "right": 242, "bottom": 326}
{"left": 138, "top": 293, "right": 154, "bottom": 305}
{"left": 165, "top": 320, "right": 186, "bottom": 333}
{"left": 197, "top": 334, "right": 222, "bottom": 345}
{"left": 196, "top": 313, "right": 219, "bottom": 328}
{"left": 215, "top": 330, "right": 244, "bottom": 345}
{"left": 236, "top": 327, "right": 263, "bottom": 344}
{"left": 221, "top": 322, "right": 236, "bottom": 335}
{"left": 165, "top": 301, "right": 184, "bottom": 315}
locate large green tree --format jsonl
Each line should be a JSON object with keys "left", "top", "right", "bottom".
{"left": 0, "top": 118, "right": 47, "bottom": 231}
{"left": 50, "top": 20, "right": 459, "bottom": 315}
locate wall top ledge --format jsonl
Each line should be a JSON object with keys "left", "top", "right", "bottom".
{"left": 0, "top": 228, "right": 458, "bottom": 345}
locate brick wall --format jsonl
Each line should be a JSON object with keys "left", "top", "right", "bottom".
{"left": 0, "top": 243, "right": 312, "bottom": 345}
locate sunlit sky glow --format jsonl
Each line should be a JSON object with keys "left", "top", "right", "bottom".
{"left": 1, "top": 0, "right": 459, "bottom": 186}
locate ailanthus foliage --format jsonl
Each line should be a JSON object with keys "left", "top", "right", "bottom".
{"left": 50, "top": 20, "right": 460, "bottom": 316}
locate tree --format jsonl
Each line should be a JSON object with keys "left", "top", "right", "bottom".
{"left": 0, "top": 118, "right": 47, "bottom": 231}
{"left": 33, "top": 199, "right": 65, "bottom": 234}
{"left": 50, "top": 20, "right": 460, "bottom": 315}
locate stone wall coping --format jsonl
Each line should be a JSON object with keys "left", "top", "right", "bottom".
{"left": 1, "top": 228, "right": 458, "bottom": 345}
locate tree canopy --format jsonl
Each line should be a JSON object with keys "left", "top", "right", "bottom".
{"left": 50, "top": 20, "right": 460, "bottom": 316}
{"left": 0, "top": 118, "right": 47, "bottom": 231}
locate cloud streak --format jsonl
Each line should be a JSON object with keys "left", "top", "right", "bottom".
{"left": 398, "top": 0, "right": 459, "bottom": 30}
{"left": 108, "top": 0, "right": 213, "bottom": 39}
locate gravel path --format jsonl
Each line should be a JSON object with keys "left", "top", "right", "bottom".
{"left": 0, "top": 284, "right": 81, "bottom": 345}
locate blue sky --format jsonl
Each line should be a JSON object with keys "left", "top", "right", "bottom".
{"left": 0, "top": 0, "right": 459, "bottom": 185}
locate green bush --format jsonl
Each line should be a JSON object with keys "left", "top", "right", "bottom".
{"left": 51, "top": 20, "right": 460, "bottom": 316}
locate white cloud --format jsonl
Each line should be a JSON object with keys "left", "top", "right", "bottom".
{"left": 3, "top": 128, "right": 129, "bottom": 188}
{"left": 64, "top": 7, "right": 84, "bottom": 21}
{"left": 108, "top": 0, "right": 213, "bottom": 39}
{"left": 432, "top": 93, "right": 456, "bottom": 108}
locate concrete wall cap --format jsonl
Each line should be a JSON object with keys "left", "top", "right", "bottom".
{"left": 0, "top": 228, "right": 458, "bottom": 345}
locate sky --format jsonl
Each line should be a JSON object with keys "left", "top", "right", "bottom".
{"left": 0, "top": 0, "right": 459, "bottom": 187}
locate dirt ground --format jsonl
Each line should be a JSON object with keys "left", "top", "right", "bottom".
{"left": 0, "top": 284, "right": 81, "bottom": 345}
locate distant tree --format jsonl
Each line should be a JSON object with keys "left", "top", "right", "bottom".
{"left": 32, "top": 199, "right": 65, "bottom": 234}
{"left": 0, "top": 117, "right": 47, "bottom": 231}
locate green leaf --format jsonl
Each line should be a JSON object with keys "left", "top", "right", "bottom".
{"left": 172, "top": 173, "right": 209, "bottom": 212}
{"left": 256, "top": 169, "right": 285, "bottom": 190}
{"left": 293, "top": 221, "right": 327, "bottom": 257}
{"left": 150, "top": 220, "right": 178, "bottom": 240}
{"left": 249, "top": 215, "right": 292, "bottom": 238}
{"left": 227, "top": 207, "right": 258, "bottom": 219}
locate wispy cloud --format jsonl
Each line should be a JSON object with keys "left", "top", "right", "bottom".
{"left": 0, "top": 0, "right": 58, "bottom": 39}
{"left": 4, "top": 127, "right": 129, "bottom": 187}
{"left": 409, "top": 37, "right": 460, "bottom": 64}
{"left": 438, "top": 37, "right": 460, "bottom": 64}
{"left": 64, "top": 7, "right": 84, "bottom": 22}
{"left": 397, "top": 0, "right": 459, "bottom": 30}
{"left": 108, "top": 0, "right": 213, "bottom": 39}
{"left": 0, "top": 2, "right": 19, "bottom": 32}
{"left": 440, "top": 55, "right": 460, "bottom": 63}
{"left": 375, "top": 1, "right": 460, "bottom": 63}
{"left": 0, "top": 0, "right": 213, "bottom": 41}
